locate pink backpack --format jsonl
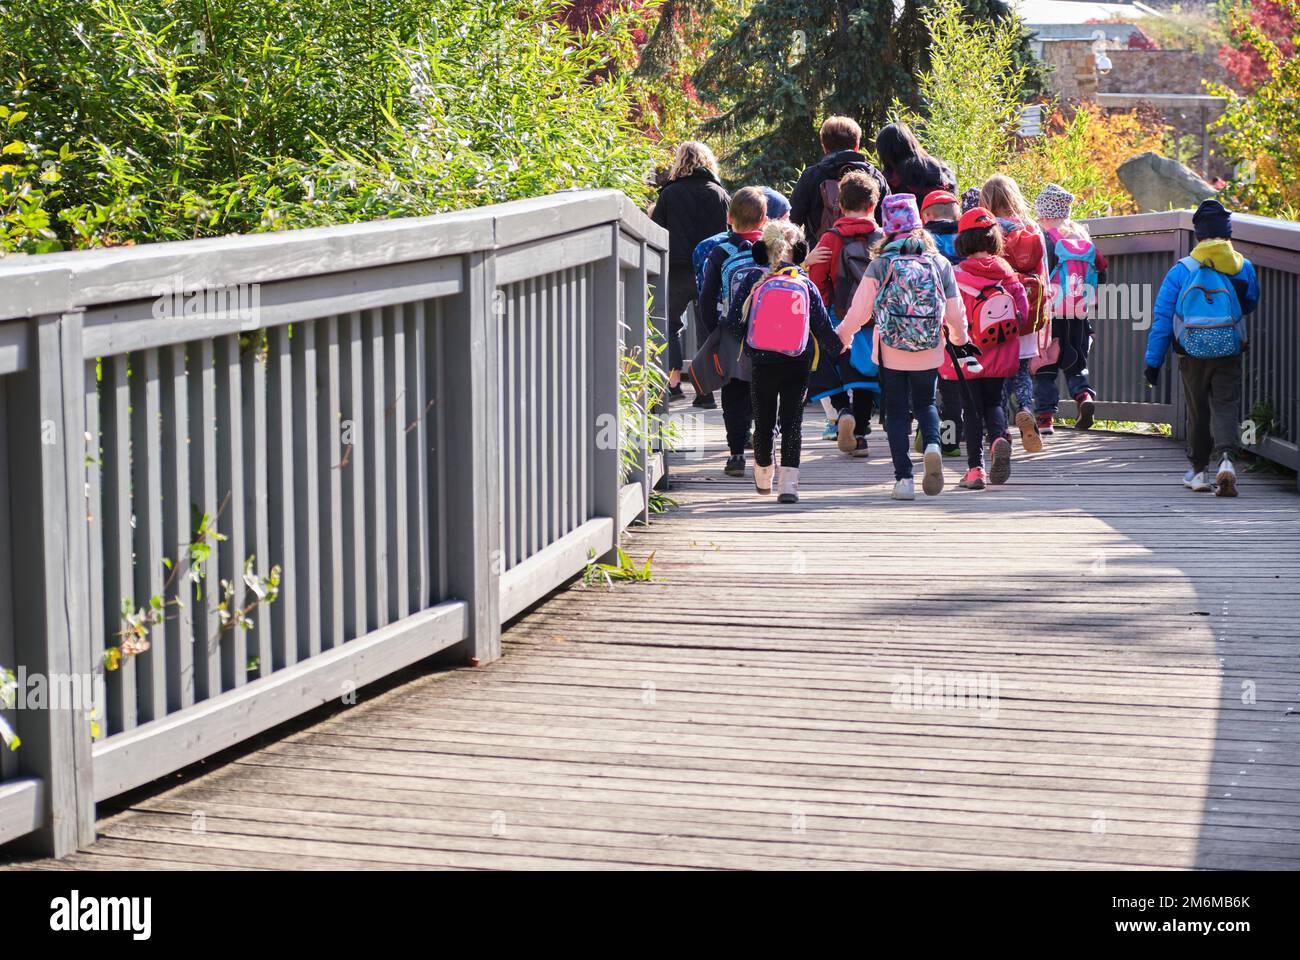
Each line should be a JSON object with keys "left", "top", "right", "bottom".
{"left": 1047, "top": 230, "right": 1098, "bottom": 320}
{"left": 744, "top": 268, "right": 811, "bottom": 357}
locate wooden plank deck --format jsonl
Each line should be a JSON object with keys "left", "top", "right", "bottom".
{"left": 7, "top": 405, "right": 1300, "bottom": 870}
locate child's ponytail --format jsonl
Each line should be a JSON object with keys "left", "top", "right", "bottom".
{"left": 759, "top": 220, "right": 806, "bottom": 270}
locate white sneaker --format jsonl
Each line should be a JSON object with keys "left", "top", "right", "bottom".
{"left": 922, "top": 444, "right": 944, "bottom": 496}
{"left": 1186, "top": 471, "right": 1212, "bottom": 492}
{"left": 1215, "top": 458, "right": 1238, "bottom": 497}
{"left": 754, "top": 463, "right": 774, "bottom": 495}
{"left": 777, "top": 466, "right": 800, "bottom": 504}
{"left": 1183, "top": 469, "right": 1196, "bottom": 488}
{"left": 892, "top": 477, "right": 916, "bottom": 501}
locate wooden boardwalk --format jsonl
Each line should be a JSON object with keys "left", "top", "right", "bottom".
{"left": 9, "top": 405, "right": 1300, "bottom": 870}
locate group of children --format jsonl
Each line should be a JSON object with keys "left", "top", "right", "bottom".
{"left": 675, "top": 116, "right": 1261, "bottom": 503}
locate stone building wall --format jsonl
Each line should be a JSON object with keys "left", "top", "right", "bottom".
{"left": 1098, "top": 49, "right": 1235, "bottom": 96}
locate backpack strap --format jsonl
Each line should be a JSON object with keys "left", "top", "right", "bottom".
{"left": 1178, "top": 255, "right": 1202, "bottom": 274}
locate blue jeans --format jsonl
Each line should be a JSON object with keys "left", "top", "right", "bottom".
{"left": 881, "top": 367, "right": 941, "bottom": 480}
{"left": 1034, "top": 368, "right": 1092, "bottom": 415}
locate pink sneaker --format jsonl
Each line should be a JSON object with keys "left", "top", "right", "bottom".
{"left": 959, "top": 467, "right": 986, "bottom": 490}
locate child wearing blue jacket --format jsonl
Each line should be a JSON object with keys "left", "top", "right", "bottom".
{"left": 1144, "top": 199, "right": 1259, "bottom": 497}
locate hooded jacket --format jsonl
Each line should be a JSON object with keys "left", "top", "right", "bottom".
{"left": 789, "top": 150, "right": 889, "bottom": 240}
{"left": 1145, "top": 239, "right": 1259, "bottom": 368}
{"left": 941, "top": 254, "right": 1026, "bottom": 380}
{"left": 651, "top": 169, "right": 730, "bottom": 266}
{"left": 808, "top": 215, "right": 883, "bottom": 309}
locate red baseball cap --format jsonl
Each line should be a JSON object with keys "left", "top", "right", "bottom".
{"left": 958, "top": 206, "right": 997, "bottom": 232}
{"left": 921, "top": 190, "right": 958, "bottom": 211}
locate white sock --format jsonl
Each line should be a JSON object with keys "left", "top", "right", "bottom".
{"left": 820, "top": 397, "right": 837, "bottom": 420}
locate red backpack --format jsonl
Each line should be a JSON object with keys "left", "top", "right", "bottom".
{"left": 1001, "top": 220, "right": 1049, "bottom": 335}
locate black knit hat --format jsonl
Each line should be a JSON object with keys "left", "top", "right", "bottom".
{"left": 1192, "top": 198, "right": 1232, "bottom": 240}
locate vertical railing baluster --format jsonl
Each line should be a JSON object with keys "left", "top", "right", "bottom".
{"left": 316, "top": 315, "right": 345, "bottom": 650}
{"left": 240, "top": 335, "right": 273, "bottom": 678}
{"left": 363, "top": 308, "right": 389, "bottom": 630}
{"left": 266, "top": 326, "right": 297, "bottom": 669}
{"left": 341, "top": 312, "right": 368, "bottom": 642}
{"left": 215, "top": 335, "right": 247, "bottom": 690}
{"left": 290, "top": 322, "right": 322, "bottom": 659}
{"left": 102, "top": 355, "right": 136, "bottom": 730}
{"left": 81, "top": 363, "right": 107, "bottom": 739}
{"left": 160, "top": 345, "right": 192, "bottom": 708}
{"left": 188, "top": 339, "right": 221, "bottom": 700}
{"left": 130, "top": 349, "right": 167, "bottom": 719}
{"left": 405, "top": 301, "right": 430, "bottom": 610}
{"left": 385, "top": 305, "right": 410, "bottom": 619}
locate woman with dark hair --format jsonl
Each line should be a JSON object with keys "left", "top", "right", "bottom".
{"left": 874, "top": 122, "right": 956, "bottom": 207}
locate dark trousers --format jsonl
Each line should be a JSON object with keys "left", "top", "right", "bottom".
{"left": 880, "top": 367, "right": 941, "bottom": 481}
{"left": 828, "top": 389, "right": 876, "bottom": 434}
{"left": 721, "top": 378, "right": 753, "bottom": 456}
{"left": 751, "top": 360, "right": 810, "bottom": 468}
{"left": 938, "top": 378, "right": 964, "bottom": 447}
{"left": 666, "top": 265, "right": 696, "bottom": 374}
{"left": 961, "top": 377, "right": 1009, "bottom": 469}
{"left": 1178, "top": 354, "right": 1242, "bottom": 471}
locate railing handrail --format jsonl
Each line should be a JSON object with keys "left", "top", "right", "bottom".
{"left": 0, "top": 189, "right": 665, "bottom": 323}
{"left": 1084, "top": 208, "right": 1300, "bottom": 250}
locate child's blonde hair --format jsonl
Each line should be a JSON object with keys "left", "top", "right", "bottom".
{"left": 1051, "top": 218, "right": 1092, "bottom": 241}
{"left": 761, "top": 219, "right": 804, "bottom": 267}
{"left": 980, "top": 174, "right": 1034, "bottom": 224}
{"left": 668, "top": 141, "right": 720, "bottom": 181}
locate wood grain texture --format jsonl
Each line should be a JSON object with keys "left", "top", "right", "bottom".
{"left": 6, "top": 411, "right": 1299, "bottom": 870}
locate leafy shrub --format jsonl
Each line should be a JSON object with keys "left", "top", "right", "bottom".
{"left": 1210, "top": 0, "right": 1300, "bottom": 218}
{"left": 0, "top": 0, "right": 656, "bottom": 250}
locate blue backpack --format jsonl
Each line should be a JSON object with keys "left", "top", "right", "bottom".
{"left": 929, "top": 229, "right": 959, "bottom": 265}
{"left": 719, "top": 245, "right": 763, "bottom": 319}
{"left": 693, "top": 232, "right": 731, "bottom": 296}
{"left": 1173, "top": 256, "right": 1244, "bottom": 359}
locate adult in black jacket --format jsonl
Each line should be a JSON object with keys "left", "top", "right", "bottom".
{"left": 789, "top": 116, "right": 889, "bottom": 246}
{"left": 650, "top": 141, "right": 730, "bottom": 403}
{"left": 875, "top": 121, "right": 956, "bottom": 207}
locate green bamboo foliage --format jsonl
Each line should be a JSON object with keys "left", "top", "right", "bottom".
{"left": 0, "top": 0, "right": 656, "bottom": 251}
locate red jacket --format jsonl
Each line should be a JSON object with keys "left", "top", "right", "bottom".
{"left": 808, "top": 215, "right": 880, "bottom": 308}
{"left": 942, "top": 255, "right": 1027, "bottom": 380}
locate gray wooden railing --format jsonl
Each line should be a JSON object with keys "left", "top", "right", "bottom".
{"left": 0, "top": 190, "right": 668, "bottom": 856}
{"left": 1072, "top": 210, "right": 1300, "bottom": 485}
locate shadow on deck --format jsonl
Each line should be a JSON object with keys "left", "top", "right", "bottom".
{"left": 7, "top": 406, "right": 1300, "bottom": 870}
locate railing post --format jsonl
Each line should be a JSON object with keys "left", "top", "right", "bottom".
{"left": 623, "top": 238, "right": 651, "bottom": 526}
{"left": 440, "top": 251, "right": 501, "bottom": 666}
{"left": 592, "top": 224, "right": 623, "bottom": 559}
{"left": 651, "top": 248, "right": 671, "bottom": 492}
{"left": 1169, "top": 226, "right": 1191, "bottom": 444}
{"left": 6, "top": 311, "right": 96, "bottom": 855}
